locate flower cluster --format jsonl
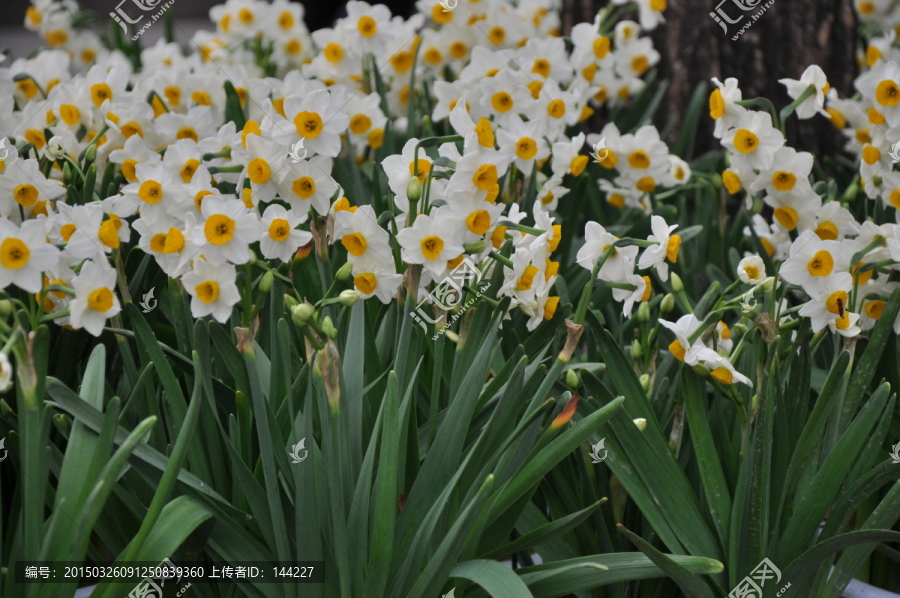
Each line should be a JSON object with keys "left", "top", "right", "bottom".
{"left": 712, "top": 63, "right": 900, "bottom": 343}
{"left": 0, "top": 0, "right": 676, "bottom": 339}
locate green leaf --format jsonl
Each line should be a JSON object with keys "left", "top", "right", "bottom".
{"left": 518, "top": 553, "right": 724, "bottom": 598}
{"left": 618, "top": 524, "right": 715, "bottom": 598}
{"left": 480, "top": 501, "right": 604, "bottom": 560}
{"left": 367, "top": 372, "right": 400, "bottom": 598}
{"left": 450, "top": 559, "right": 534, "bottom": 598}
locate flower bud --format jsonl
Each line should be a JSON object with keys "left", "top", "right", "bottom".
{"left": 759, "top": 276, "right": 776, "bottom": 293}
{"left": 632, "top": 339, "right": 642, "bottom": 359}
{"left": 322, "top": 316, "right": 337, "bottom": 339}
{"left": 319, "top": 340, "right": 341, "bottom": 413}
{"left": 84, "top": 142, "right": 97, "bottom": 165}
{"left": 292, "top": 303, "right": 314, "bottom": 327}
{"left": 639, "top": 373, "right": 650, "bottom": 393}
{"left": 661, "top": 293, "right": 675, "bottom": 314}
{"left": 406, "top": 176, "right": 422, "bottom": 202}
{"left": 732, "top": 322, "right": 749, "bottom": 337}
{"left": 692, "top": 363, "right": 711, "bottom": 377}
{"left": 247, "top": 249, "right": 258, "bottom": 265}
{"left": 0, "top": 299, "right": 13, "bottom": 319}
{"left": 671, "top": 272, "right": 684, "bottom": 293}
{"left": 335, "top": 260, "right": 353, "bottom": 281}
{"left": 259, "top": 270, "right": 274, "bottom": 293}
{"left": 637, "top": 301, "right": 650, "bottom": 323}
{"left": 0, "top": 399, "right": 13, "bottom": 417}
{"left": 463, "top": 240, "right": 486, "bottom": 254}
{"left": 339, "top": 289, "right": 360, "bottom": 306}
{"left": 46, "top": 136, "right": 66, "bottom": 160}
{"left": 633, "top": 417, "right": 647, "bottom": 432}
{"left": 565, "top": 369, "right": 580, "bottom": 390}
{"left": 284, "top": 294, "right": 299, "bottom": 310}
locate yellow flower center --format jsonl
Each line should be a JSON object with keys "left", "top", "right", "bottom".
{"left": 806, "top": 250, "right": 834, "bottom": 276}
{"left": 121, "top": 122, "right": 143, "bottom": 139}
{"left": 268, "top": 218, "right": 292, "bottom": 242}
{"left": 180, "top": 159, "right": 200, "bottom": 183}
{"left": 772, "top": 171, "right": 796, "bottom": 191}
{"left": 391, "top": 52, "right": 413, "bottom": 73}
{"left": 408, "top": 159, "right": 432, "bottom": 184}
{"left": 289, "top": 176, "right": 314, "bottom": 199}
{"left": 421, "top": 235, "right": 444, "bottom": 261}
{"left": 177, "top": 127, "right": 198, "bottom": 142}
{"left": 432, "top": 3, "right": 453, "bottom": 23}
{"left": 544, "top": 296, "right": 560, "bottom": 320}
{"left": 355, "top": 273, "right": 377, "bottom": 294}
{"left": 489, "top": 26, "right": 505, "bottom": 45}
{"left": 532, "top": 59, "right": 551, "bottom": 78}
{"left": 491, "top": 91, "right": 513, "bottom": 113}
{"left": 636, "top": 177, "right": 656, "bottom": 193}
{"left": 89, "top": 287, "right": 114, "bottom": 312}
{"left": 631, "top": 55, "right": 649, "bottom": 75}
{"left": 546, "top": 99, "right": 566, "bottom": 119}
{"left": 99, "top": 217, "right": 122, "bottom": 249}
{"left": 773, "top": 206, "right": 798, "bottom": 230}
{"left": 826, "top": 290, "right": 849, "bottom": 315}
{"left": 570, "top": 155, "right": 588, "bottom": 177}
{"left": 14, "top": 185, "right": 38, "bottom": 207}
{"left": 195, "top": 281, "right": 219, "bottom": 303}
{"left": 342, "top": 232, "right": 368, "bottom": 256}
{"left": 516, "top": 265, "right": 539, "bottom": 291}
{"left": 593, "top": 36, "right": 610, "bottom": 59}
{"left": 204, "top": 213, "right": 235, "bottom": 245}
{"left": 350, "top": 114, "right": 372, "bottom": 135}
{"left": 60, "top": 104, "right": 80, "bottom": 126}
{"left": 865, "top": 299, "right": 886, "bottom": 319}
{"left": 666, "top": 235, "right": 681, "bottom": 262}
{"left": 138, "top": 180, "right": 163, "bottom": 204}
{"left": 466, "top": 210, "right": 491, "bottom": 235}
{"left": 744, "top": 265, "right": 761, "bottom": 280}
{"left": 710, "top": 367, "right": 733, "bottom": 385}
{"left": 90, "top": 83, "right": 113, "bottom": 106}
{"left": 325, "top": 42, "right": 343, "bottom": 63}
{"left": 368, "top": 129, "right": 384, "bottom": 149}
{"left": 294, "top": 111, "right": 323, "bottom": 138}
{"left": 0, "top": 238, "right": 29, "bottom": 269}
{"left": 473, "top": 164, "right": 498, "bottom": 190}
{"left": 25, "top": 129, "right": 46, "bottom": 149}
{"left": 628, "top": 150, "right": 650, "bottom": 169}
{"left": 876, "top": 79, "right": 900, "bottom": 106}
{"left": 733, "top": 129, "right": 759, "bottom": 153}
{"left": 358, "top": 15, "right": 377, "bottom": 37}
{"left": 516, "top": 137, "right": 538, "bottom": 160}
{"left": 668, "top": 339, "right": 686, "bottom": 362}
{"left": 814, "top": 221, "right": 838, "bottom": 241}
{"left": 247, "top": 158, "right": 271, "bottom": 185}
{"left": 279, "top": 11, "right": 295, "bottom": 29}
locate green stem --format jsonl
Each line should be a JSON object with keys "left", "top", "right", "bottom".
{"left": 488, "top": 251, "right": 514, "bottom": 270}
{"left": 208, "top": 165, "right": 244, "bottom": 174}
{"left": 202, "top": 149, "right": 232, "bottom": 161}
{"left": 573, "top": 245, "right": 617, "bottom": 325}
{"left": 779, "top": 85, "right": 816, "bottom": 133}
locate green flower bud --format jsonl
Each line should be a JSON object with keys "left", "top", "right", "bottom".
{"left": 319, "top": 340, "right": 341, "bottom": 414}
{"left": 407, "top": 176, "right": 422, "bottom": 202}
{"left": 336, "top": 260, "right": 354, "bottom": 281}
{"left": 284, "top": 295, "right": 299, "bottom": 310}
{"left": 632, "top": 339, "right": 642, "bottom": 359}
{"left": 661, "top": 293, "right": 675, "bottom": 314}
{"left": 322, "top": 316, "right": 337, "bottom": 339}
{"left": 463, "top": 240, "right": 486, "bottom": 254}
{"left": 339, "top": 289, "right": 360, "bottom": 306}
{"left": 711, "top": 173, "right": 722, "bottom": 188}
{"left": 0, "top": 299, "right": 13, "bottom": 319}
{"left": 637, "top": 301, "right": 650, "bottom": 323}
{"left": 565, "top": 369, "right": 580, "bottom": 390}
{"left": 259, "top": 270, "right": 274, "bottom": 293}
{"left": 292, "top": 303, "right": 314, "bottom": 327}
{"left": 84, "top": 142, "right": 97, "bottom": 165}
{"left": 633, "top": 417, "right": 647, "bottom": 432}
{"left": 53, "top": 413, "right": 72, "bottom": 438}
{"left": 759, "top": 276, "right": 775, "bottom": 292}
{"left": 639, "top": 373, "right": 650, "bottom": 393}
{"left": 692, "top": 363, "right": 711, "bottom": 377}
{"left": 671, "top": 272, "right": 684, "bottom": 293}
{"left": 732, "top": 322, "right": 749, "bottom": 338}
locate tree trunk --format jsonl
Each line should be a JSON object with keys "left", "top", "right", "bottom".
{"left": 562, "top": 0, "right": 859, "bottom": 158}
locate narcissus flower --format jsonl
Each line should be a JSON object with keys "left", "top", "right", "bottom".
{"left": 780, "top": 230, "right": 844, "bottom": 294}
{"left": 0, "top": 159, "right": 66, "bottom": 218}
{"left": 709, "top": 77, "right": 746, "bottom": 139}
{"left": 69, "top": 260, "right": 121, "bottom": 336}
{"left": 191, "top": 196, "right": 263, "bottom": 265}
{"left": 721, "top": 110, "right": 785, "bottom": 170}
{"left": 637, "top": 215, "right": 679, "bottom": 281}
{"left": 397, "top": 214, "right": 464, "bottom": 275}
{"left": 352, "top": 266, "right": 404, "bottom": 303}
{"left": 272, "top": 89, "right": 349, "bottom": 157}
{"left": 182, "top": 257, "right": 241, "bottom": 323}
{"left": 856, "top": 59, "right": 900, "bottom": 127}
{"left": 737, "top": 255, "right": 766, "bottom": 284}
{"left": 0, "top": 219, "right": 60, "bottom": 293}
{"left": 779, "top": 65, "right": 830, "bottom": 120}
{"left": 260, "top": 204, "right": 312, "bottom": 262}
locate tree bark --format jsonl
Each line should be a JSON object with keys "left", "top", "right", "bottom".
{"left": 562, "top": 0, "right": 859, "bottom": 158}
